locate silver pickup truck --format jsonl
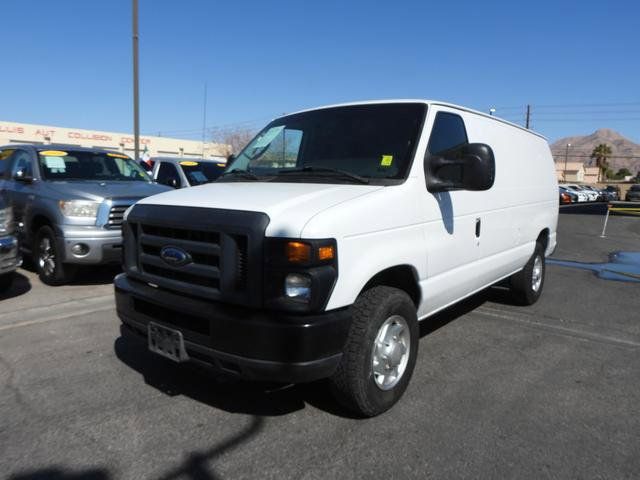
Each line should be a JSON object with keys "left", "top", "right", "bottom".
{"left": 0, "top": 144, "right": 170, "bottom": 285}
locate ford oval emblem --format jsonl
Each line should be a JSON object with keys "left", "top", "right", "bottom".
{"left": 160, "top": 246, "right": 192, "bottom": 267}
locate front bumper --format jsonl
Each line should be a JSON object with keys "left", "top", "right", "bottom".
{"left": 114, "top": 274, "right": 351, "bottom": 383}
{"left": 57, "top": 225, "right": 123, "bottom": 264}
{"left": 0, "top": 235, "right": 20, "bottom": 274}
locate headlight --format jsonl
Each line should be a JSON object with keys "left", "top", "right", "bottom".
{"left": 284, "top": 273, "right": 312, "bottom": 300}
{"left": 265, "top": 238, "right": 338, "bottom": 312}
{"left": 59, "top": 200, "right": 100, "bottom": 218}
{"left": 0, "top": 207, "right": 13, "bottom": 234}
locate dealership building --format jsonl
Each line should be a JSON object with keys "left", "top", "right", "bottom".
{"left": 0, "top": 120, "right": 230, "bottom": 160}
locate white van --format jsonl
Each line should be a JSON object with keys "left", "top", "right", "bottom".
{"left": 116, "top": 100, "right": 558, "bottom": 416}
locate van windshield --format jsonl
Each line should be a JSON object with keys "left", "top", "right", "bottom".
{"left": 38, "top": 150, "right": 151, "bottom": 182}
{"left": 223, "top": 103, "right": 427, "bottom": 185}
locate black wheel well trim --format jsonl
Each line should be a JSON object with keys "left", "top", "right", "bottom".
{"left": 537, "top": 228, "right": 550, "bottom": 253}
{"left": 360, "top": 264, "right": 421, "bottom": 308}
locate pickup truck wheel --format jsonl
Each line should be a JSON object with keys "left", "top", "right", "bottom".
{"left": 329, "top": 286, "right": 418, "bottom": 417}
{"left": 35, "top": 226, "right": 76, "bottom": 286}
{"left": 0, "top": 272, "right": 14, "bottom": 292}
{"left": 509, "top": 241, "right": 545, "bottom": 305}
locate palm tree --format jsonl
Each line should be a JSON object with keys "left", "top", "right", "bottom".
{"left": 591, "top": 143, "right": 612, "bottom": 183}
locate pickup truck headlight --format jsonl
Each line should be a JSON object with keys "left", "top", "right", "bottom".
{"left": 0, "top": 207, "right": 13, "bottom": 235}
{"left": 265, "top": 238, "right": 338, "bottom": 312}
{"left": 59, "top": 200, "right": 100, "bottom": 218}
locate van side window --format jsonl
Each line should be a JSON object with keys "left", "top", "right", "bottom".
{"left": 10, "top": 150, "right": 33, "bottom": 178}
{"left": 156, "top": 162, "right": 181, "bottom": 187}
{"left": 427, "top": 112, "right": 468, "bottom": 155}
{"left": 0, "top": 149, "right": 16, "bottom": 177}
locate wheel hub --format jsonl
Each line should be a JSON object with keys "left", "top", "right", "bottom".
{"left": 532, "top": 255, "right": 543, "bottom": 292}
{"left": 371, "top": 315, "right": 410, "bottom": 391}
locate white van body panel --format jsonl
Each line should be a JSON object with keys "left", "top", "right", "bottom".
{"left": 139, "top": 100, "right": 558, "bottom": 319}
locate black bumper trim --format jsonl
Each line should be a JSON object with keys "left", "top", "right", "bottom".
{"left": 115, "top": 273, "right": 350, "bottom": 383}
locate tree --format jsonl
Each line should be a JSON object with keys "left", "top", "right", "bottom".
{"left": 590, "top": 143, "right": 612, "bottom": 183}
{"left": 614, "top": 167, "right": 632, "bottom": 179}
{"left": 211, "top": 127, "right": 257, "bottom": 157}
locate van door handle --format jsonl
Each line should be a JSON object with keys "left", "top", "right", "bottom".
{"left": 475, "top": 218, "right": 481, "bottom": 238}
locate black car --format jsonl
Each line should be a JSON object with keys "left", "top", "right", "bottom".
{"left": 625, "top": 184, "right": 640, "bottom": 202}
{"left": 603, "top": 185, "right": 620, "bottom": 201}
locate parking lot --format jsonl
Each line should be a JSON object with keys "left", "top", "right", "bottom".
{"left": 1, "top": 205, "right": 639, "bottom": 479}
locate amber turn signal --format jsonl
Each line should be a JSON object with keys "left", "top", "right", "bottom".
{"left": 286, "top": 241, "right": 311, "bottom": 263}
{"left": 318, "top": 245, "right": 335, "bottom": 261}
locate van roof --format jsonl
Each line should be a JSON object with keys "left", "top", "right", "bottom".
{"left": 281, "top": 99, "right": 547, "bottom": 141}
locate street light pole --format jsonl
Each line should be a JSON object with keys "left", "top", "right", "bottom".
{"left": 564, "top": 143, "right": 571, "bottom": 181}
{"left": 132, "top": 0, "right": 140, "bottom": 162}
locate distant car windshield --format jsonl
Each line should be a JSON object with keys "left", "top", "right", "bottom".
{"left": 224, "top": 103, "right": 427, "bottom": 184}
{"left": 38, "top": 150, "right": 151, "bottom": 182}
{"left": 179, "top": 160, "right": 226, "bottom": 185}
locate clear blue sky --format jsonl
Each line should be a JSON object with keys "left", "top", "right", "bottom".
{"left": 3, "top": 0, "right": 639, "bottom": 143}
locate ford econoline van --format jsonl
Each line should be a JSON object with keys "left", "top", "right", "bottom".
{"left": 115, "top": 100, "right": 558, "bottom": 416}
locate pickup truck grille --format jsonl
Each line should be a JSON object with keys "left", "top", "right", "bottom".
{"left": 107, "top": 204, "right": 130, "bottom": 229}
{"left": 122, "top": 205, "right": 268, "bottom": 306}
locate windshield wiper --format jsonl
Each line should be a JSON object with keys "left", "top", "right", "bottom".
{"left": 217, "top": 169, "right": 260, "bottom": 181}
{"left": 275, "top": 166, "right": 370, "bottom": 184}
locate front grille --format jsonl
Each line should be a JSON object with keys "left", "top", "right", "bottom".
{"left": 107, "top": 204, "right": 130, "bottom": 229}
{"left": 123, "top": 204, "right": 269, "bottom": 307}
{"left": 137, "top": 222, "right": 226, "bottom": 294}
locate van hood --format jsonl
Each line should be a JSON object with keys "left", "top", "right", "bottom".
{"left": 137, "top": 181, "right": 384, "bottom": 237}
{"left": 44, "top": 181, "right": 172, "bottom": 202}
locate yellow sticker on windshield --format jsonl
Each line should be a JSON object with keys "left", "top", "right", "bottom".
{"left": 380, "top": 155, "right": 393, "bottom": 167}
{"left": 107, "top": 153, "right": 130, "bottom": 159}
{"left": 180, "top": 161, "right": 199, "bottom": 166}
{"left": 39, "top": 150, "right": 67, "bottom": 157}
{"left": 216, "top": 163, "right": 226, "bottom": 167}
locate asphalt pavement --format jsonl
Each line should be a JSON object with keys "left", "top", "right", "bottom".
{"left": 1, "top": 205, "right": 639, "bottom": 479}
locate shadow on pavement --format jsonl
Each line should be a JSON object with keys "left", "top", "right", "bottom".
{"left": 8, "top": 417, "right": 265, "bottom": 480}
{"left": 0, "top": 272, "right": 31, "bottom": 300}
{"left": 9, "top": 467, "right": 110, "bottom": 480}
{"left": 68, "top": 265, "right": 122, "bottom": 286}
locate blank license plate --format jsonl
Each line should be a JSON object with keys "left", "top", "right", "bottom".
{"left": 148, "top": 322, "right": 189, "bottom": 362}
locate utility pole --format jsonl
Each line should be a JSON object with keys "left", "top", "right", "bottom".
{"left": 132, "top": 0, "right": 140, "bottom": 162}
{"left": 525, "top": 104, "right": 531, "bottom": 129}
{"left": 201, "top": 82, "right": 207, "bottom": 158}
{"left": 564, "top": 143, "right": 571, "bottom": 181}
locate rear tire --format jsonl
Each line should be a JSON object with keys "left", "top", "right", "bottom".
{"left": 509, "top": 242, "right": 545, "bottom": 305}
{"left": 329, "top": 286, "right": 418, "bottom": 417}
{"left": 34, "top": 226, "right": 76, "bottom": 286}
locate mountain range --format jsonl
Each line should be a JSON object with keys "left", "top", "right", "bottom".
{"left": 550, "top": 129, "right": 640, "bottom": 175}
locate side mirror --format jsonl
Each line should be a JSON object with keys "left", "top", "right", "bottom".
{"left": 425, "top": 143, "right": 495, "bottom": 192}
{"left": 14, "top": 169, "right": 34, "bottom": 183}
{"left": 227, "top": 154, "right": 236, "bottom": 166}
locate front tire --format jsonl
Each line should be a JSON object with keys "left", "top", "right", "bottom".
{"left": 509, "top": 241, "right": 545, "bottom": 305}
{"left": 34, "top": 226, "right": 76, "bottom": 286}
{"left": 329, "top": 286, "right": 418, "bottom": 417}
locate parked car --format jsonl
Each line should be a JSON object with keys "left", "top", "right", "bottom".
{"left": 0, "top": 192, "right": 20, "bottom": 292}
{"left": 0, "top": 144, "right": 171, "bottom": 285}
{"left": 625, "top": 184, "right": 640, "bottom": 202}
{"left": 604, "top": 185, "right": 620, "bottom": 201}
{"left": 559, "top": 186, "right": 577, "bottom": 204}
{"left": 116, "top": 100, "right": 558, "bottom": 416}
{"left": 560, "top": 184, "right": 589, "bottom": 202}
{"left": 151, "top": 157, "right": 227, "bottom": 188}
